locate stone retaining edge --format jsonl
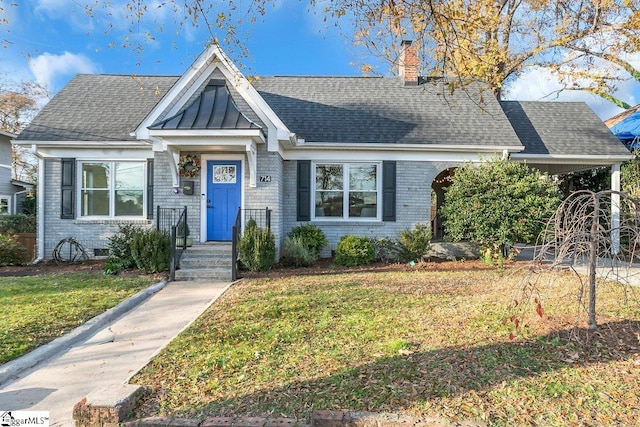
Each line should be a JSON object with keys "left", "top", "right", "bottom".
{"left": 72, "top": 385, "right": 486, "bottom": 427}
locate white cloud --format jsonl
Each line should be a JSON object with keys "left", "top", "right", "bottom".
{"left": 29, "top": 51, "right": 99, "bottom": 91}
{"left": 34, "top": 0, "right": 95, "bottom": 32}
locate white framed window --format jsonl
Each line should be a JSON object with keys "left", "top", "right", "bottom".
{"left": 0, "top": 195, "right": 9, "bottom": 215}
{"left": 79, "top": 161, "right": 146, "bottom": 217}
{"left": 313, "top": 162, "right": 381, "bottom": 220}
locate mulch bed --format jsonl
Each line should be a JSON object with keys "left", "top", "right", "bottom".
{"left": 1, "top": 256, "right": 522, "bottom": 279}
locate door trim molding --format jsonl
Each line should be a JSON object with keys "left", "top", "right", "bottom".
{"left": 200, "top": 154, "right": 245, "bottom": 243}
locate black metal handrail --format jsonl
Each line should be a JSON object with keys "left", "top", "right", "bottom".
{"left": 157, "top": 206, "right": 187, "bottom": 281}
{"left": 231, "top": 208, "right": 242, "bottom": 281}
{"left": 231, "top": 207, "right": 272, "bottom": 281}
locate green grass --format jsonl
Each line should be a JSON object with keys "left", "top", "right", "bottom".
{"left": 0, "top": 273, "right": 157, "bottom": 363}
{"left": 132, "top": 268, "right": 640, "bottom": 426}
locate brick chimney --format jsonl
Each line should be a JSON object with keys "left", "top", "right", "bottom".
{"left": 399, "top": 40, "right": 419, "bottom": 86}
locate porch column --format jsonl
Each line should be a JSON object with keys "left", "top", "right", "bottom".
{"left": 611, "top": 163, "right": 621, "bottom": 255}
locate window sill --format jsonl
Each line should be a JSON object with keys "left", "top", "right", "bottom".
{"left": 311, "top": 219, "right": 384, "bottom": 226}
{"left": 73, "top": 218, "right": 152, "bottom": 225}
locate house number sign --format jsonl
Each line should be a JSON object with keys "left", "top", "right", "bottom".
{"left": 259, "top": 175, "right": 272, "bottom": 183}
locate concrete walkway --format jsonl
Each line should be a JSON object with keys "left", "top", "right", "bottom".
{"left": 0, "top": 280, "right": 231, "bottom": 426}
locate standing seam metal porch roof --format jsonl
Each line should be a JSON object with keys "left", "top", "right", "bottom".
{"left": 149, "top": 79, "right": 260, "bottom": 131}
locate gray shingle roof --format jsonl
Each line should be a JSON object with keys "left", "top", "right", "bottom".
{"left": 17, "top": 74, "right": 178, "bottom": 141}
{"left": 252, "top": 76, "right": 523, "bottom": 147}
{"left": 500, "top": 101, "right": 630, "bottom": 156}
{"left": 17, "top": 72, "right": 628, "bottom": 160}
{"left": 149, "top": 79, "right": 260, "bottom": 130}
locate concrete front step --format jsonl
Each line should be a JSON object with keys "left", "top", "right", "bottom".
{"left": 180, "top": 257, "right": 232, "bottom": 268}
{"left": 174, "top": 268, "right": 232, "bottom": 281}
{"left": 176, "top": 244, "right": 234, "bottom": 281}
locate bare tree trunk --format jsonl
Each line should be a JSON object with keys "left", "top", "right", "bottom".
{"left": 588, "top": 192, "right": 599, "bottom": 330}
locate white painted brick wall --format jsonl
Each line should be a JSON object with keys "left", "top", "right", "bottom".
{"left": 282, "top": 160, "right": 461, "bottom": 257}
{"left": 41, "top": 159, "right": 152, "bottom": 260}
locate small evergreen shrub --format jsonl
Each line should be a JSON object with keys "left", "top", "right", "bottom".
{"left": 0, "top": 214, "right": 36, "bottom": 234}
{"left": 281, "top": 235, "right": 317, "bottom": 267}
{"left": 239, "top": 220, "right": 276, "bottom": 271}
{"left": 0, "top": 234, "right": 29, "bottom": 266}
{"left": 334, "top": 235, "right": 375, "bottom": 267}
{"left": 370, "top": 237, "right": 400, "bottom": 263}
{"left": 288, "top": 224, "right": 327, "bottom": 256}
{"left": 397, "top": 223, "right": 432, "bottom": 263}
{"left": 130, "top": 228, "right": 170, "bottom": 273}
{"left": 104, "top": 224, "right": 143, "bottom": 274}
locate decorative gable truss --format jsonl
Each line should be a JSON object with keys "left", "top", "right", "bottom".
{"left": 134, "top": 44, "right": 295, "bottom": 188}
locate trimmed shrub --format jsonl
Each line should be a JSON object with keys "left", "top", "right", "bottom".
{"left": 370, "top": 237, "right": 400, "bottom": 263}
{"left": 239, "top": 220, "right": 276, "bottom": 271}
{"left": 0, "top": 234, "right": 29, "bottom": 266}
{"left": 130, "top": 228, "right": 171, "bottom": 273}
{"left": 335, "top": 235, "right": 375, "bottom": 267}
{"left": 0, "top": 214, "right": 36, "bottom": 234}
{"left": 104, "top": 224, "right": 143, "bottom": 274}
{"left": 398, "top": 223, "right": 432, "bottom": 263}
{"left": 288, "top": 224, "right": 327, "bottom": 256}
{"left": 440, "top": 159, "right": 561, "bottom": 262}
{"left": 281, "top": 235, "right": 317, "bottom": 267}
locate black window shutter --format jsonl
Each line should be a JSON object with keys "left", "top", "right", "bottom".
{"left": 382, "top": 161, "right": 396, "bottom": 222}
{"left": 147, "top": 159, "right": 154, "bottom": 219}
{"left": 297, "top": 160, "right": 311, "bottom": 221}
{"left": 60, "top": 158, "right": 75, "bottom": 219}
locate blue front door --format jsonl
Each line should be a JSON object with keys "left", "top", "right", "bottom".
{"left": 206, "top": 160, "right": 241, "bottom": 241}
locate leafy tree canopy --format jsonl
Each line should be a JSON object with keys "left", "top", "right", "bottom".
{"left": 2, "top": 0, "right": 637, "bottom": 105}
{"left": 0, "top": 77, "right": 48, "bottom": 183}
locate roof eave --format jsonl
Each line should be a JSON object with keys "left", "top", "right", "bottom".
{"left": 13, "top": 140, "right": 152, "bottom": 147}
{"left": 290, "top": 142, "right": 525, "bottom": 153}
{"left": 510, "top": 153, "right": 633, "bottom": 164}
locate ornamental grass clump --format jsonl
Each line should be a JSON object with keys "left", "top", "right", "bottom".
{"left": 287, "top": 223, "right": 327, "bottom": 257}
{"left": 281, "top": 235, "right": 317, "bottom": 267}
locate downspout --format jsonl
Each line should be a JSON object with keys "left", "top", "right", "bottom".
{"left": 31, "top": 146, "right": 45, "bottom": 263}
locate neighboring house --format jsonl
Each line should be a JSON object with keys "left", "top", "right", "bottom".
{"left": 604, "top": 105, "right": 640, "bottom": 149}
{"left": 0, "top": 130, "right": 32, "bottom": 215}
{"left": 14, "top": 42, "right": 632, "bottom": 262}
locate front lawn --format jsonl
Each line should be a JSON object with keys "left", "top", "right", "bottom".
{"left": 132, "top": 266, "right": 640, "bottom": 426}
{"left": 0, "top": 273, "right": 157, "bottom": 363}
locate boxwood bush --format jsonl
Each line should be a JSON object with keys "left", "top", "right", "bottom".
{"left": 334, "top": 235, "right": 375, "bottom": 267}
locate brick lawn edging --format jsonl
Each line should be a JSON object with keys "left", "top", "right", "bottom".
{"left": 122, "top": 411, "right": 487, "bottom": 427}
{"left": 73, "top": 385, "right": 487, "bottom": 427}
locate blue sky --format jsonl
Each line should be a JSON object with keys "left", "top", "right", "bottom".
{"left": 0, "top": 0, "right": 634, "bottom": 120}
